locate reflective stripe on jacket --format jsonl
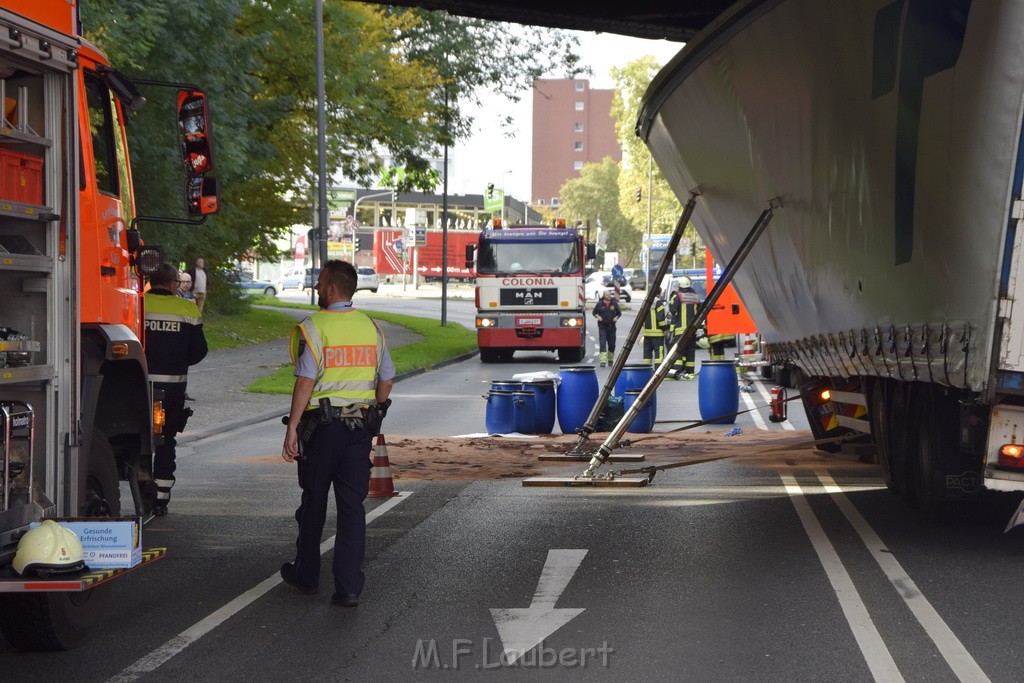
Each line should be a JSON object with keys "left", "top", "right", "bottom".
{"left": 290, "top": 309, "right": 384, "bottom": 410}
{"left": 144, "top": 289, "right": 208, "bottom": 381}
{"left": 643, "top": 300, "right": 668, "bottom": 337}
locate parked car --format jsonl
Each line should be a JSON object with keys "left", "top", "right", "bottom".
{"left": 585, "top": 271, "right": 632, "bottom": 302}
{"left": 278, "top": 266, "right": 319, "bottom": 291}
{"left": 356, "top": 266, "right": 379, "bottom": 293}
{"left": 623, "top": 267, "right": 646, "bottom": 290}
{"left": 232, "top": 272, "right": 277, "bottom": 297}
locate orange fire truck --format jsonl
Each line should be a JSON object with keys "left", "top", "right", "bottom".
{"left": 0, "top": 1, "right": 217, "bottom": 650}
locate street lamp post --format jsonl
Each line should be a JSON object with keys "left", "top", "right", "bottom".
{"left": 351, "top": 190, "right": 394, "bottom": 260}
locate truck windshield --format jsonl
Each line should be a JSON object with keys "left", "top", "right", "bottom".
{"left": 476, "top": 239, "right": 580, "bottom": 275}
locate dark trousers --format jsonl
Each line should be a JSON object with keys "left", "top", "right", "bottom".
{"left": 643, "top": 336, "right": 665, "bottom": 362}
{"left": 292, "top": 420, "right": 372, "bottom": 595}
{"left": 598, "top": 324, "right": 616, "bottom": 353}
{"left": 154, "top": 383, "right": 187, "bottom": 504}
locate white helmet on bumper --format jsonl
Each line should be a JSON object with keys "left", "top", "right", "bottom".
{"left": 13, "top": 520, "right": 86, "bottom": 576}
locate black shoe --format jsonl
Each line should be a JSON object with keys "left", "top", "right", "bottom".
{"left": 280, "top": 563, "right": 317, "bottom": 595}
{"left": 331, "top": 592, "right": 360, "bottom": 607}
{"left": 152, "top": 505, "right": 168, "bottom": 517}
{"left": 184, "top": 393, "right": 196, "bottom": 402}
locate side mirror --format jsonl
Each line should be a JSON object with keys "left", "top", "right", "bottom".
{"left": 177, "top": 90, "right": 214, "bottom": 175}
{"left": 464, "top": 244, "right": 475, "bottom": 270}
{"left": 185, "top": 176, "right": 219, "bottom": 216}
{"left": 586, "top": 243, "right": 596, "bottom": 260}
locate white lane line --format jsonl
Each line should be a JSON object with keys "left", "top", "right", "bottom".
{"left": 740, "top": 386, "right": 769, "bottom": 431}
{"left": 815, "top": 473, "right": 989, "bottom": 682}
{"left": 110, "top": 492, "right": 412, "bottom": 682}
{"left": 780, "top": 474, "right": 904, "bottom": 682}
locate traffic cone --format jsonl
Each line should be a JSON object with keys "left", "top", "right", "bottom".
{"left": 741, "top": 336, "right": 756, "bottom": 359}
{"left": 368, "top": 434, "right": 399, "bottom": 498}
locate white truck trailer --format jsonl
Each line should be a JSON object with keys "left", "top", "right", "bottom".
{"left": 638, "top": 0, "right": 1024, "bottom": 512}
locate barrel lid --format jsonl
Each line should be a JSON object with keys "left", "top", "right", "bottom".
{"left": 701, "top": 359, "right": 737, "bottom": 365}
{"left": 519, "top": 378, "right": 555, "bottom": 385}
{"left": 559, "top": 365, "right": 595, "bottom": 372}
{"left": 625, "top": 388, "right": 644, "bottom": 394}
{"left": 488, "top": 389, "right": 515, "bottom": 395}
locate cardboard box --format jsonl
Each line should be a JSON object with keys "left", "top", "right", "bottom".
{"left": 38, "top": 517, "right": 143, "bottom": 570}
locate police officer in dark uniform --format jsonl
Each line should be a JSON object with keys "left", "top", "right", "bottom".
{"left": 144, "top": 263, "right": 208, "bottom": 516}
{"left": 281, "top": 260, "right": 395, "bottom": 607}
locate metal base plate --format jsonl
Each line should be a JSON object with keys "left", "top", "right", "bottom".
{"left": 522, "top": 476, "right": 650, "bottom": 487}
{"left": 537, "top": 453, "right": 646, "bottom": 462}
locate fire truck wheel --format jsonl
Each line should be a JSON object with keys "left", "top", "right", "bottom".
{"left": 480, "top": 348, "right": 501, "bottom": 363}
{"left": 0, "top": 432, "right": 119, "bottom": 651}
{"left": 558, "top": 345, "right": 585, "bottom": 363}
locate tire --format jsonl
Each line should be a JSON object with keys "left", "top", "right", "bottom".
{"left": 559, "top": 345, "right": 585, "bottom": 363}
{"left": 889, "top": 385, "right": 916, "bottom": 507}
{"left": 480, "top": 348, "right": 501, "bottom": 363}
{"left": 909, "top": 388, "right": 941, "bottom": 517}
{"left": 0, "top": 431, "right": 120, "bottom": 651}
{"left": 264, "top": 286, "right": 277, "bottom": 297}
{"left": 370, "top": 288, "right": 378, "bottom": 293}
{"left": 870, "top": 381, "right": 899, "bottom": 493}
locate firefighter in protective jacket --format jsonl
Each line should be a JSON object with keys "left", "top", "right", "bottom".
{"left": 668, "top": 277, "right": 701, "bottom": 379}
{"left": 144, "top": 263, "right": 208, "bottom": 516}
{"left": 642, "top": 291, "right": 670, "bottom": 364}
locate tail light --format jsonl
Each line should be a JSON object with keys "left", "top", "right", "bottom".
{"left": 998, "top": 444, "right": 1024, "bottom": 469}
{"left": 153, "top": 401, "right": 165, "bottom": 435}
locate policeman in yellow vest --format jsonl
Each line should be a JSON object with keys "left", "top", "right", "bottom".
{"left": 144, "top": 263, "right": 208, "bottom": 516}
{"left": 281, "top": 260, "right": 395, "bottom": 608}
{"left": 642, "top": 290, "right": 670, "bottom": 365}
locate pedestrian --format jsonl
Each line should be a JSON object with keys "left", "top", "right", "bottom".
{"left": 144, "top": 263, "right": 208, "bottom": 516}
{"left": 176, "top": 272, "right": 196, "bottom": 301}
{"left": 642, "top": 289, "right": 670, "bottom": 365}
{"left": 667, "top": 277, "right": 701, "bottom": 379}
{"left": 187, "top": 257, "right": 208, "bottom": 314}
{"left": 593, "top": 289, "right": 621, "bottom": 367}
{"left": 280, "top": 259, "right": 395, "bottom": 607}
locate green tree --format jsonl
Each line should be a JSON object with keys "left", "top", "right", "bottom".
{"left": 557, "top": 158, "right": 641, "bottom": 266}
{"left": 610, "top": 56, "right": 702, "bottom": 264}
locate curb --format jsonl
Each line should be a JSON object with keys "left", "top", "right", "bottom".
{"left": 176, "top": 349, "right": 481, "bottom": 444}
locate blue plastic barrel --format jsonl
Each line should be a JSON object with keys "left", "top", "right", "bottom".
{"left": 698, "top": 360, "right": 739, "bottom": 424}
{"left": 614, "top": 363, "right": 657, "bottom": 421}
{"left": 520, "top": 379, "right": 556, "bottom": 434}
{"left": 490, "top": 379, "right": 521, "bottom": 394}
{"left": 624, "top": 389, "right": 655, "bottom": 433}
{"left": 557, "top": 365, "right": 598, "bottom": 435}
{"left": 485, "top": 390, "right": 515, "bottom": 434}
{"left": 511, "top": 391, "right": 535, "bottom": 434}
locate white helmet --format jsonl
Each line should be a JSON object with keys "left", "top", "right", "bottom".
{"left": 13, "top": 520, "right": 86, "bottom": 576}
{"left": 677, "top": 276, "right": 692, "bottom": 289}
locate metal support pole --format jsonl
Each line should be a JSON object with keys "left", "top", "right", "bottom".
{"left": 582, "top": 197, "right": 782, "bottom": 477}
{"left": 566, "top": 190, "right": 701, "bottom": 454}
{"left": 315, "top": 0, "right": 329, "bottom": 268}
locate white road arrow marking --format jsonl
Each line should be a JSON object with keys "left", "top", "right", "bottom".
{"left": 490, "top": 549, "right": 588, "bottom": 665}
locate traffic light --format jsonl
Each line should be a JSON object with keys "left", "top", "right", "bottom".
{"left": 391, "top": 188, "right": 398, "bottom": 202}
{"left": 354, "top": 234, "right": 364, "bottom": 251}
{"left": 487, "top": 182, "right": 495, "bottom": 199}
{"left": 635, "top": 187, "right": 642, "bottom": 202}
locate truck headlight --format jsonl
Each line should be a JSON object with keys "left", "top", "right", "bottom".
{"left": 476, "top": 317, "right": 497, "bottom": 328}
{"left": 560, "top": 316, "right": 584, "bottom": 328}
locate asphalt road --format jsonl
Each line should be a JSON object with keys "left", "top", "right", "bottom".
{"left": 8, "top": 292, "right": 1024, "bottom": 679}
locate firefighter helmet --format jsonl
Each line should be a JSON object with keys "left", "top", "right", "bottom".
{"left": 12, "top": 520, "right": 86, "bottom": 576}
{"left": 677, "top": 276, "right": 692, "bottom": 289}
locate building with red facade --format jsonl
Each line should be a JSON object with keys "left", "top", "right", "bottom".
{"left": 531, "top": 78, "right": 622, "bottom": 209}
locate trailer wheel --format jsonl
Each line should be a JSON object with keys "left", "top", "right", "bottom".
{"left": 480, "top": 348, "right": 501, "bottom": 363}
{"left": 0, "top": 432, "right": 120, "bottom": 651}
{"left": 887, "top": 384, "right": 916, "bottom": 506}
{"left": 870, "top": 381, "right": 899, "bottom": 494}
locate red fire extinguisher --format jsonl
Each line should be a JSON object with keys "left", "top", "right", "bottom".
{"left": 769, "top": 386, "right": 787, "bottom": 422}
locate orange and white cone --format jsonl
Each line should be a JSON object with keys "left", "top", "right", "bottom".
{"left": 741, "top": 336, "right": 756, "bottom": 359}
{"left": 368, "top": 434, "right": 399, "bottom": 498}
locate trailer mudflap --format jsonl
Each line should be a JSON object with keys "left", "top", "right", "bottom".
{"left": 0, "top": 547, "right": 165, "bottom": 593}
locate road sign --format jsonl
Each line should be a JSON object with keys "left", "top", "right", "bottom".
{"left": 394, "top": 238, "right": 403, "bottom": 253}
{"left": 610, "top": 264, "right": 624, "bottom": 280}
{"left": 414, "top": 226, "right": 426, "bottom": 247}
{"left": 484, "top": 187, "right": 504, "bottom": 213}
{"left": 327, "top": 188, "right": 356, "bottom": 217}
